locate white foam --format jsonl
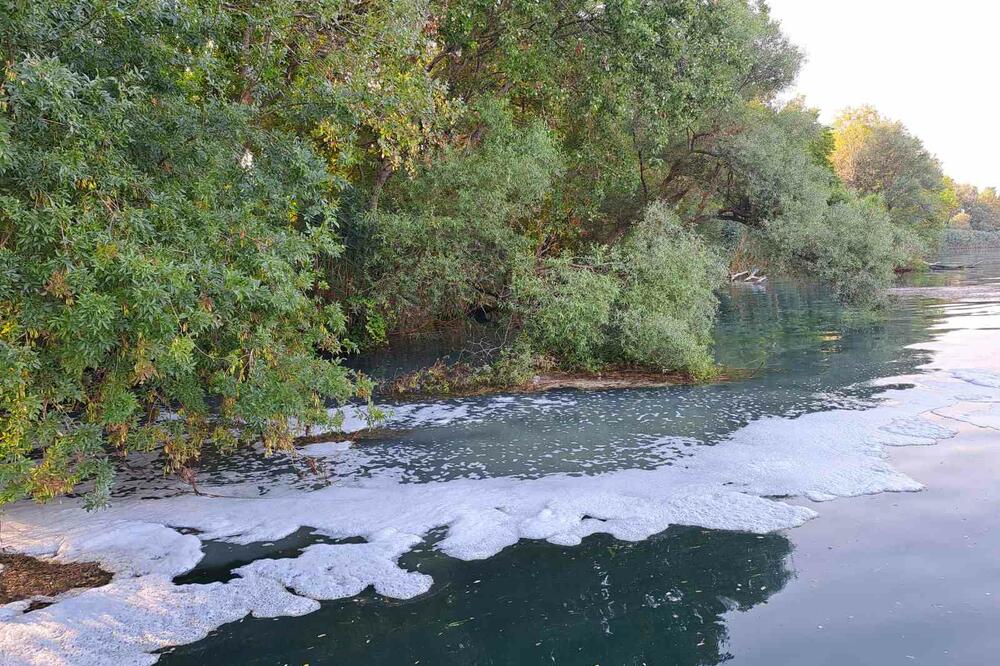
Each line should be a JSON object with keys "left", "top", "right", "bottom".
{"left": 0, "top": 575, "right": 317, "bottom": 666}
{"left": 879, "top": 417, "right": 957, "bottom": 445}
{"left": 299, "top": 440, "right": 353, "bottom": 456}
{"left": 952, "top": 369, "right": 1000, "bottom": 389}
{"left": 0, "top": 511, "right": 203, "bottom": 577}
{"left": 236, "top": 530, "right": 431, "bottom": 600}
{"left": 4, "top": 343, "right": 1000, "bottom": 663}
{"left": 935, "top": 403, "right": 1000, "bottom": 431}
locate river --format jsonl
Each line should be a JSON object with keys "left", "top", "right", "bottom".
{"left": 3, "top": 251, "right": 1000, "bottom": 666}
{"left": 161, "top": 251, "right": 1000, "bottom": 665}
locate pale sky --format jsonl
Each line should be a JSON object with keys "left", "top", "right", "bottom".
{"left": 766, "top": 0, "right": 999, "bottom": 188}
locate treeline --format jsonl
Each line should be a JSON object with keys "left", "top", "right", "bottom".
{"left": 0, "top": 0, "right": 953, "bottom": 504}
{"left": 946, "top": 183, "right": 1000, "bottom": 231}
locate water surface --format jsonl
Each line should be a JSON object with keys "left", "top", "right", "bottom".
{"left": 162, "top": 251, "right": 1000, "bottom": 665}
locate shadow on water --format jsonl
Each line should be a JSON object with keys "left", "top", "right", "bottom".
{"left": 162, "top": 526, "right": 793, "bottom": 666}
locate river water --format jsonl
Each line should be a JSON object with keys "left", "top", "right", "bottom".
{"left": 143, "top": 251, "right": 1000, "bottom": 665}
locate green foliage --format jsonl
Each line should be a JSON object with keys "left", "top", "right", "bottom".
{"left": 942, "top": 228, "right": 1000, "bottom": 250}
{"left": 517, "top": 205, "right": 724, "bottom": 377}
{"left": 663, "top": 100, "right": 913, "bottom": 305}
{"left": 350, "top": 102, "right": 563, "bottom": 337}
{"left": 948, "top": 183, "right": 1000, "bottom": 231}
{"left": 0, "top": 0, "right": 362, "bottom": 506}
{"left": 712, "top": 102, "right": 836, "bottom": 229}
{"left": 769, "top": 197, "right": 901, "bottom": 307}
{"left": 611, "top": 205, "right": 725, "bottom": 377}
{"left": 517, "top": 256, "right": 621, "bottom": 371}
{"left": 348, "top": 0, "right": 810, "bottom": 376}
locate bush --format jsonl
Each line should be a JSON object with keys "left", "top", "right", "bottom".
{"left": 767, "top": 193, "right": 901, "bottom": 307}
{"left": 941, "top": 228, "right": 1000, "bottom": 250}
{"left": 516, "top": 204, "right": 724, "bottom": 377}
{"left": 610, "top": 205, "right": 726, "bottom": 377}
{"left": 517, "top": 256, "right": 620, "bottom": 371}
{"left": 351, "top": 102, "right": 563, "bottom": 339}
{"left": 0, "top": 3, "right": 361, "bottom": 507}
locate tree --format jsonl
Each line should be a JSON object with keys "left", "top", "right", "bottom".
{"left": 831, "top": 106, "right": 948, "bottom": 241}
{"left": 0, "top": 0, "right": 365, "bottom": 506}
{"left": 340, "top": 0, "right": 810, "bottom": 356}
{"left": 948, "top": 183, "right": 1000, "bottom": 231}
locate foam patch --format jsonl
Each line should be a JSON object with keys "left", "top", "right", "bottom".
{"left": 953, "top": 369, "right": 1000, "bottom": 389}
{"left": 879, "top": 417, "right": 957, "bottom": 445}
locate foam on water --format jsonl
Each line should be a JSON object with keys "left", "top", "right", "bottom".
{"left": 0, "top": 575, "right": 318, "bottom": 666}
{"left": 4, "top": 309, "right": 1000, "bottom": 664}
{"left": 952, "top": 369, "right": 1000, "bottom": 389}
{"left": 879, "top": 417, "right": 957, "bottom": 445}
{"left": 935, "top": 402, "right": 1000, "bottom": 431}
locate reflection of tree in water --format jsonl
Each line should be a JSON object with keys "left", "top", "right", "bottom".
{"left": 164, "top": 526, "right": 794, "bottom": 666}
{"left": 715, "top": 280, "right": 941, "bottom": 391}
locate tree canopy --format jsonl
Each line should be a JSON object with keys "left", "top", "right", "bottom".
{"left": 831, "top": 106, "right": 948, "bottom": 244}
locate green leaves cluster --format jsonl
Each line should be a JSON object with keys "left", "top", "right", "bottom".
{"left": 519, "top": 204, "right": 724, "bottom": 377}
{"left": 0, "top": 0, "right": 362, "bottom": 506}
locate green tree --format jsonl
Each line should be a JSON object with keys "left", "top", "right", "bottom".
{"left": 832, "top": 106, "right": 948, "bottom": 242}
{"left": 0, "top": 0, "right": 364, "bottom": 506}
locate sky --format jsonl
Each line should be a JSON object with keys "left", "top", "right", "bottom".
{"left": 766, "top": 0, "right": 999, "bottom": 188}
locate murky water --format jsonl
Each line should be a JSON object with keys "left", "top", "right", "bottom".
{"left": 157, "top": 250, "right": 1000, "bottom": 665}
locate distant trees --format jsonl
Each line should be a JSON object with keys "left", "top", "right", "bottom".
{"left": 946, "top": 182, "right": 1000, "bottom": 230}
{"left": 831, "top": 107, "right": 948, "bottom": 243}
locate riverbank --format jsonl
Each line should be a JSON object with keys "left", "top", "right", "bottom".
{"left": 941, "top": 228, "right": 1000, "bottom": 250}
{"left": 381, "top": 362, "right": 740, "bottom": 399}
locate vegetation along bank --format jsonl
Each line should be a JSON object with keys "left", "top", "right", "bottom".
{"left": 0, "top": 0, "right": 986, "bottom": 505}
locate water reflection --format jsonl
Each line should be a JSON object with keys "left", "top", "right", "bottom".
{"left": 105, "top": 274, "right": 948, "bottom": 507}
{"left": 162, "top": 527, "right": 794, "bottom": 666}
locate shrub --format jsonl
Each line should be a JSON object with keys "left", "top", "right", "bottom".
{"left": 516, "top": 204, "right": 725, "bottom": 377}
{"left": 941, "top": 228, "right": 1000, "bottom": 250}
{"left": 768, "top": 195, "right": 900, "bottom": 307}
{"left": 0, "top": 3, "right": 361, "bottom": 507}
{"left": 517, "top": 256, "right": 620, "bottom": 371}
{"left": 610, "top": 205, "right": 726, "bottom": 377}
{"left": 352, "top": 102, "right": 563, "bottom": 338}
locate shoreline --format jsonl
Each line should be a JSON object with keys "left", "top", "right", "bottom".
{"left": 380, "top": 366, "right": 748, "bottom": 401}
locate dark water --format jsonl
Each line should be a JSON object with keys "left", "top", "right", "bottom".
{"left": 163, "top": 250, "right": 1000, "bottom": 665}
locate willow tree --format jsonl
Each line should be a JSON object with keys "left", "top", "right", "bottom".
{"left": 0, "top": 0, "right": 370, "bottom": 506}
{"left": 346, "top": 0, "right": 808, "bottom": 358}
